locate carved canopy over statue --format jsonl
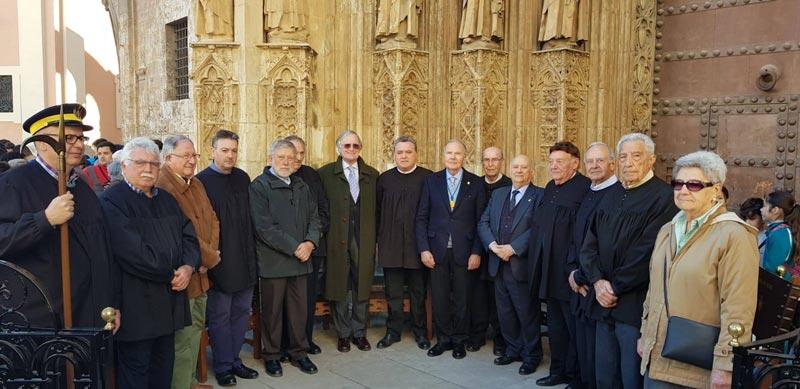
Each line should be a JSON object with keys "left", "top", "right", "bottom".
{"left": 458, "top": 0, "right": 505, "bottom": 50}
{"left": 538, "top": 0, "right": 591, "bottom": 49}
{"left": 264, "top": 0, "right": 309, "bottom": 43}
{"left": 195, "top": 0, "right": 234, "bottom": 41}
{"left": 376, "top": 0, "right": 423, "bottom": 49}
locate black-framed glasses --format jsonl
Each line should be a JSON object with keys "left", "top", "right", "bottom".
{"left": 40, "top": 133, "right": 89, "bottom": 144}
{"left": 342, "top": 143, "right": 362, "bottom": 150}
{"left": 671, "top": 179, "right": 714, "bottom": 192}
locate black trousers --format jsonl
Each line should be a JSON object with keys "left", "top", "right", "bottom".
{"left": 469, "top": 276, "right": 503, "bottom": 345}
{"left": 282, "top": 255, "right": 323, "bottom": 351}
{"left": 430, "top": 249, "right": 475, "bottom": 345}
{"left": 547, "top": 298, "right": 578, "bottom": 376}
{"left": 576, "top": 316, "right": 597, "bottom": 389}
{"left": 116, "top": 333, "right": 175, "bottom": 389}
{"left": 261, "top": 275, "right": 309, "bottom": 361}
{"left": 495, "top": 263, "right": 542, "bottom": 364}
{"left": 383, "top": 267, "right": 427, "bottom": 338}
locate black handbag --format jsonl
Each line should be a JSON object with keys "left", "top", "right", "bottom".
{"left": 660, "top": 256, "right": 720, "bottom": 370}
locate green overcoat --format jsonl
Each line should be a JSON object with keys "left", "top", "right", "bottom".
{"left": 317, "top": 157, "right": 378, "bottom": 301}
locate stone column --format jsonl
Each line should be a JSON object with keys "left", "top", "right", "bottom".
{"left": 530, "top": 48, "right": 589, "bottom": 179}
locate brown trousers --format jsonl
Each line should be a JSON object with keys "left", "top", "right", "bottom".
{"left": 260, "top": 275, "right": 309, "bottom": 361}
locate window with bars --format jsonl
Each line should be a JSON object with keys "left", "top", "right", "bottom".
{"left": 167, "top": 18, "right": 189, "bottom": 100}
{"left": 0, "top": 75, "right": 12, "bottom": 113}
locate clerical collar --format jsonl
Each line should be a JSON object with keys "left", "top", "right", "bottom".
{"left": 623, "top": 170, "right": 654, "bottom": 189}
{"left": 485, "top": 174, "right": 504, "bottom": 184}
{"left": 209, "top": 161, "right": 231, "bottom": 175}
{"left": 591, "top": 175, "right": 618, "bottom": 191}
{"left": 398, "top": 165, "right": 417, "bottom": 175}
{"left": 269, "top": 167, "right": 291, "bottom": 185}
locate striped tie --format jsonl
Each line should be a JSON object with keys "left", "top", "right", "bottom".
{"left": 347, "top": 166, "right": 359, "bottom": 201}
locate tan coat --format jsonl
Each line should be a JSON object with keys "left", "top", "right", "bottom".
{"left": 639, "top": 207, "right": 759, "bottom": 388}
{"left": 157, "top": 165, "right": 221, "bottom": 298}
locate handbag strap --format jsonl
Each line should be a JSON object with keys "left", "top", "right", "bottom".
{"left": 662, "top": 255, "right": 670, "bottom": 317}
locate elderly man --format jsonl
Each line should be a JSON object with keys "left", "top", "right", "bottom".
{"left": 478, "top": 155, "right": 544, "bottom": 375}
{"left": 376, "top": 135, "right": 433, "bottom": 350}
{"left": 568, "top": 142, "right": 619, "bottom": 389}
{"left": 529, "top": 141, "right": 591, "bottom": 387}
{"left": 0, "top": 103, "right": 116, "bottom": 328}
{"left": 251, "top": 139, "right": 320, "bottom": 376}
{"left": 81, "top": 140, "right": 114, "bottom": 194}
{"left": 101, "top": 137, "right": 200, "bottom": 389}
{"left": 318, "top": 130, "right": 379, "bottom": 352}
{"left": 475, "top": 146, "right": 512, "bottom": 355}
{"left": 156, "top": 135, "right": 221, "bottom": 389}
{"left": 416, "top": 139, "right": 487, "bottom": 359}
{"left": 285, "top": 134, "right": 329, "bottom": 355}
{"left": 196, "top": 130, "right": 259, "bottom": 386}
{"left": 580, "top": 133, "right": 678, "bottom": 389}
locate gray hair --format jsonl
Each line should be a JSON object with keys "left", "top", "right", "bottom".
{"left": 107, "top": 160, "right": 123, "bottom": 184}
{"left": 269, "top": 139, "right": 297, "bottom": 156}
{"left": 161, "top": 134, "right": 194, "bottom": 160}
{"left": 393, "top": 135, "right": 417, "bottom": 151}
{"left": 284, "top": 135, "right": 306, "bottom": 147}
{"left": 616, "top": 133, "right": 655, "bottom": 156}
{"left": 443, "top": 139, "right": 467, "bottom": 154}
{"left": 586, "top": 142, "right": 615, "bottom": 160}
{"left": 119, "top": 137, "right": 160, "bottom": 167}
{"left": 673, "top": 151, "right": 727, "bottom": 184}
{"left": 335, "top": 130, "right": 362, "bottom": 155}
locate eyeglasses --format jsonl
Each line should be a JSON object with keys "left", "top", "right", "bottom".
{"left": 170, "top": 153, "right": 201, "bottom": 161}
{"left": 671, "top": 179, "right": 714, "bottom": 192}
{"left": 41, "top": 133, "right": 89, "bottom": 144}
{"left": 342, "top": 143, "right": 362, "bottom": 150}
{"left": 126, "top": 159, "right": 161, "bottom": 169}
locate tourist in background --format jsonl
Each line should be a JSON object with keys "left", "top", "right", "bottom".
{"left": 760, "top": 190, "right": 799, "bottom": 280}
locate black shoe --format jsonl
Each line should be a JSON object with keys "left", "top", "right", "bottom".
{"left": 264, "top": 359, "right": 283, "bottom": 377}
{"left": 377, "top": 333, "right": 400, "bottom": 349}
{"left": 215, "top": 371, "right": 236, "bottom": 386}
{"left": 536, "top": 374, "right": 570, "bottom": 386}
{"left": 518, "top": 361, "right": 538, "bottom": 375}
{"left": 493, "top": 355, "right": 521, "bottom": 366}
{"left": 492, "top": 337, "right": 506, "bottom": 357}
{"left": 233, "top": 364, "right": 259, "bottom": 379}
{"left": 352, "top": 336, "right": 372, "bottom": 351}
{"left": 415, "top": 335, "right": 431, "bottom": 350}
{"left": 337, "top": 337, "right": 351, "bottom": 352}
{"left": 292, "top": 357, "right": 319, "bottom": 375}
{"left": 452, "top": 344, "right": 466, "bottom": 359}
{"left": 465, "top": 343, "right": 481, "bottom": 352}
{"left": 307, "top": 341, "right": 322, "bottom": 355}
{"left": 279, "top": 352, "right": 291, "bottom": 363}
{"left": 427, "top": 342, "right": 452, "bottom": 357}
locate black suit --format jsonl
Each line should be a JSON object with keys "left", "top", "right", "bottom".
{"left": 416, "top": 169, "right": 487, "bottom": 345}
{"left": 478, "top": 184, "right": 544, "bottom": 364}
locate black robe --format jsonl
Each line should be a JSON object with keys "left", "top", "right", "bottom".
{"left": 0, "top": 161, "right": 115, "bottom": 328}
{"left": 580, "top": 175, "right": 678, "bottom": 327}
{"left": 196, "top": 166, "right": 258, "bottom": 294}
{"left": 100, "top": 183, "right": 200, "bottom": 342}
{"left": 376, "top": 166, "right": 433, "bottom": 269}
{"left": 528, "top": 173, "right": 591, "bottom": 301}
{"left": 293, "top": 165, "right": 329, "bottom": 257}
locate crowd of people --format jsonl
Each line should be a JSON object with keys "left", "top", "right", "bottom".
{"left": 0, "top": 103, "right": 778, "bottom": 389}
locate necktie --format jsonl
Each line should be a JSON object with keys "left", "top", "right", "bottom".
{"left": 347, "top": 166, "right": 359, "bottom": 201}
{"left": 448, "top": 176, "right": 458, "bottom": 209}
{"left": 511, "top": 189, "right": 520, "bottom": 209}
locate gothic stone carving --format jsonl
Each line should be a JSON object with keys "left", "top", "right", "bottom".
{"left": 192, "top": 45, "right": 240, "bottom": 167}
{"left": 450, "top": 49, "right": 508, "bottom": 166}
{"left": 631, "top": 0, "right": 656, "bottom": 133}
{"left": 459, "top": 0, "right": 505, "bottom": 50}
{"left": 195, "top": 0, "right": 234, "bottom": 41}
{"left": 264, "top": 0, "right": 309, "bottom": 44}
{"left": 261, "top": 44, "right": 315, "bottom": 143}
{"left": 539, "top": 0, "right": 590, "bottom": 49}
{"left": 376, "top": 0, "right": 423, "bottom": 50}
{"left": 373, "top": 49, "right": 429, "bottom": 164}
{"left": 530, "top": 49, "right": 589, "bottom": 163}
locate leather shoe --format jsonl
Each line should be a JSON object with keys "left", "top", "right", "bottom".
{"left": 352, "top": 336, "right": 372, "bottom": 351}
{"left": 215, "top": 371, "right": 236, "bottom": 387}
{"left": 292, "top": 357, "right": 318, "bottom": 375}
{"left": 426, "top": 342, "right": 452, "bottom": 357}
{"left": 452, "top": 343, "right": 466, "bottom": 359}
{"left": 377, "top": 333, "right": 400, "bottom": 349}
{"left": 337, "top": 337, "right": 351, "bottom": 352}
{"left": 492, "top": 337, "right": 506, "bottom": 357}
{"left": 233, "top": 364, "right": 259, "bottom": 379}
{"left": 536, "top": 374, "right": 570, "bottom": 386}
{"left": 307, "top": 341, "right": 322, "bottom": 355}
{"left": 279, "top": 352, "right": 291, "bottom": 363}
{"left": 465, "top": 343, "right": 482, "bottom": 352}
{"left": 493, "top": 355, "right": 521, "bottom": 366}
{"left": 415, "top": 335, "right": 431, "bottom": 350}
{"left": 264, "top": 359, "right": 283, "bottom": 377}
{"left": 518, "top": 361, "right": 538, "bottom": 375}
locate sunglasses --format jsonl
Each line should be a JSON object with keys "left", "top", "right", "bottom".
{"left": 342, "top": 143, "right": 362, "bottom": 150}
{"left": 671, "top": 179, "right": 714, "bottom": 192}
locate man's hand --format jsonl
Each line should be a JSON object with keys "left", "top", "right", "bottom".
{"left": 594, "top": 279, "right": 618, "bottom": 308}
{"left": 568, "top": 270, "right": 580, "bottom": 292}
{"left": 421, "top": 251, "right": 435, "bottom": 269}
{"left": 294, "top": 241, "right": 314, "bottom": 262}
{"left": 198, "top": 266, "right": 208, "bottom": 274}
{"left": 636, "top": 337, "right": 644, "bottom": 358}
{"left": 171, "top": 265, "right": 193, "bottom": 291}
{"left": 113, "top": 309, "right": 121, "bottom": 335}
{"left": 467, "top": 254, "right": 481, "bottom": 271}
{"left": 496, "top": 245, "right": 515, "bottom": 261}
{"left": 710, "top": 369, "right": 732, "bottom": 389}
{"left": 45, "top": 193, "right": 75, "bottom": 226}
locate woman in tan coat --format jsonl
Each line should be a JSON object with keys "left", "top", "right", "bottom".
{"left": 637, "top": 151, "right": 759, "bottom": 388}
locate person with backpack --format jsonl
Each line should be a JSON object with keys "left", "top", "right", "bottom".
{"left": 761, "top": 190, "right": 799, "bottom": 280}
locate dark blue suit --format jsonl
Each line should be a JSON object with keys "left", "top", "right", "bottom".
{"left": 478, "top": 184, "right": 544, "bottom": 364}
{"left": 416, "top": 169, "right": 486, "bottom": 345}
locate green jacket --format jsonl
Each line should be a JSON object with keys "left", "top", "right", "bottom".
{"left": 250, "top": 168, "right": 320, "bottom": 278}
{"left": 318, "top": 157, "right": 379, "bottom": 301}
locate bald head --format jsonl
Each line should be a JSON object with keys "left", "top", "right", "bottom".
{"left": 482, "top": 146, "right": 504, "bottom": 180}
{"left": 509, "top": 154, "right": 532, "bottom": 188}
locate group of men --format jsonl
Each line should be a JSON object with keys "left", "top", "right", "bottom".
{"left": 0, "top": 102, "right": 680, "bottom": 389}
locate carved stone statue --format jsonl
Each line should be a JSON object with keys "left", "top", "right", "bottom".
{"left": 459, "top": 0, "right": 504, "bottom": 50}
{"left": 376, "top": 0, "right": 423, "bottom": 49}
{"left": 538, "top": 0, "right": 591, "bottom": 49}
{"left": 195, "top": 0, "right": 234, "bottom": 41}
{"left": 264, "top": 0, "right": 309, "bottom": 43}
